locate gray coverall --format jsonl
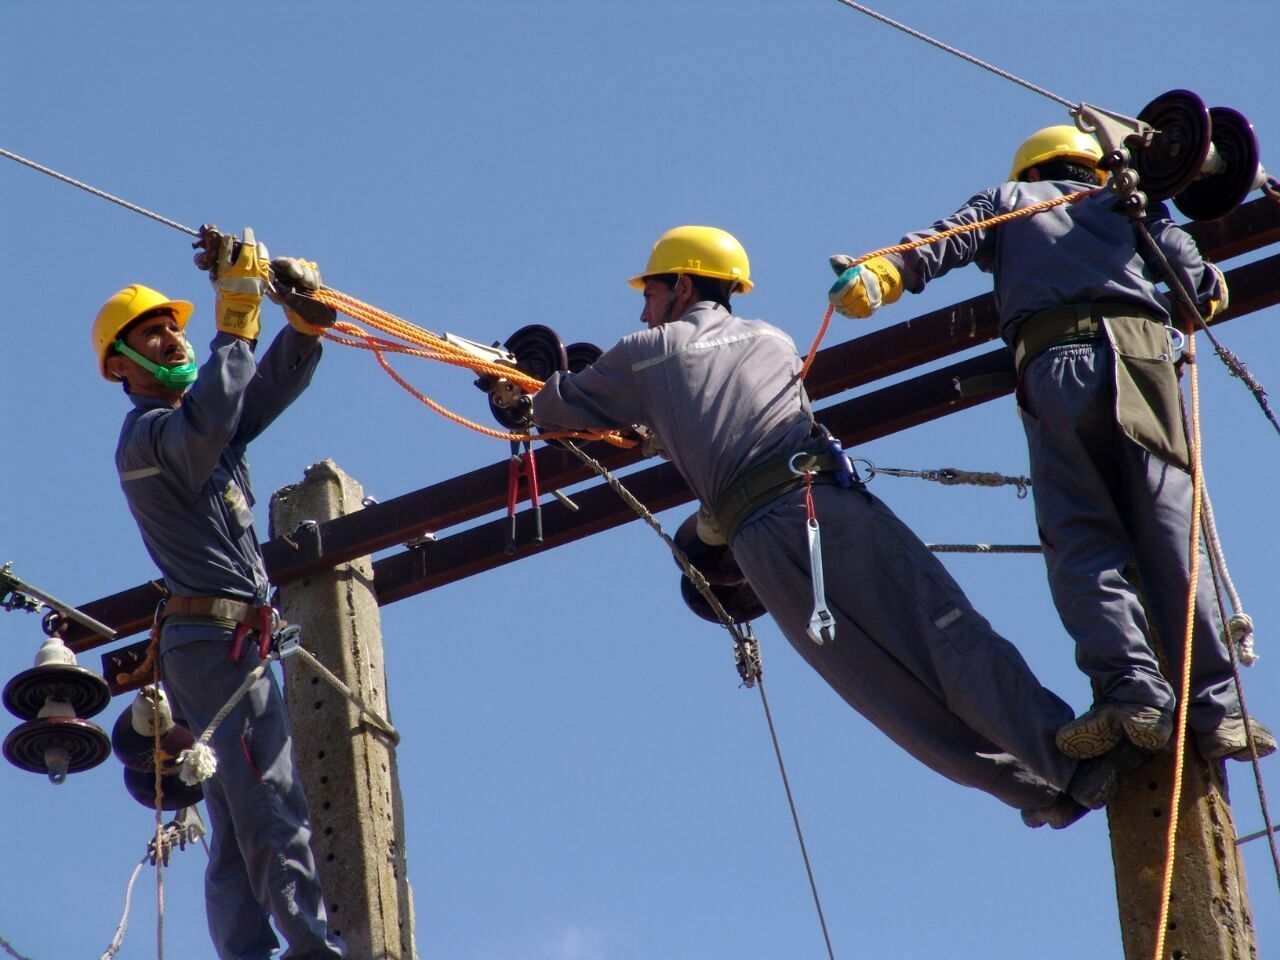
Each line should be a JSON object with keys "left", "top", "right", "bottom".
{"left": 532, "top": 302, "right": 1078, "bottom": 811}
{"left": 116, "top": 328, "right": 345, "bottom": 960}
{"left": 884, "top": 181, "right": 1238, "bottom": 733}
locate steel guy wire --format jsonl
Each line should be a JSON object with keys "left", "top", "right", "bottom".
{"left": 830, "top": 1, "right": 1076, "bottom": 109}
{"left": 558, "top": 439, "right": 837, "bottom": 960}
{"left": 0, "top": 146, "right": 199, "bottom": 237}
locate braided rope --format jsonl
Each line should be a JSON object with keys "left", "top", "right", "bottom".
{"left": 311, "top": 294, "right": 635, "bottom": 448}
{"left": 177, "top": 640, "right": 399, "bottom": 785}
{"left": 291, "top": 645, "right": 399, "bottom": 744}
{"left": 802, "top": 189, "right": 1096, "bottom": 378}
{"left": 1151, "top": 319, "right": 1203, "bottom": 960}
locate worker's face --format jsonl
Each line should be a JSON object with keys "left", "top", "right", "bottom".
{"left": 640, "top": 277, "right": 681, "bottom": 329}
{"left": 123, "top": 311, "right": 187, "bottom": 367}
{"left": 107, "top": 310, "right": 192, "bottom": 400}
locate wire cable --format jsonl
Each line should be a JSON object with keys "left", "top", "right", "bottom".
{"left": 829, "top": 1, "right": 1074, "bottom": 108}
{"left": 0, "top": 147, "right": 199, "bottom": 237}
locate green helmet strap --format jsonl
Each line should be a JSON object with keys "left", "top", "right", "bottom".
{"left": 113, "top": 339, "right": 199, "bottom": 389}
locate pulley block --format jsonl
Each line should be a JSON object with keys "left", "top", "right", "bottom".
{"left": 679, "top": 574, "right": 767, "bottom": 625}
{"left": 3, "top": 715, "right": 111, "bottom": 783}
{"left": 123, "top": 765, "right": 205, "bottom": 811}
{"left": 486, "top": 324, "right": 569, "bottom": 429}
{"left": 673, "top": 512, "right": 746, "bottom": 587}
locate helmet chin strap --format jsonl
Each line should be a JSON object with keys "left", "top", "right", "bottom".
{"left": 113, "top": 338, "right": 198, "bottom": 389}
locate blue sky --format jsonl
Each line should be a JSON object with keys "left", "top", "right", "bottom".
{"left": 2, "top": 2, "right": 1279, "bottom": 958}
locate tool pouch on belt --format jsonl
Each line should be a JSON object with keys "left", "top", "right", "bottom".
{"left": 1102, "top": 314, "right": 1190, "bottom": 472}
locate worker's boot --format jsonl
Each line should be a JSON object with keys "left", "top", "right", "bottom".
{"left": 1066, "top": 741, "right": 1151, "bottom": 810}
{"left": 1198, "top": 716, "right": 1277, "bottom": 761}
{"left": 1021, "top": 792, "right": 1090, "bottom": 830}
{"left": 1056, "top": 701, "right": 1173, "bottom": 759}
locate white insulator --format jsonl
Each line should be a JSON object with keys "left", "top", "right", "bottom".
{"left": 177, "top": 742, "right": 218, "bottom": 785}
{"left": 129, "top": 685, "right": 174, "bottom": 737}
{"left": 31, "top": 634, "right": 77, "bottom": 669}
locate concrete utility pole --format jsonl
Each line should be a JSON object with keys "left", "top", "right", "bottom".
{"left": 1110, "top": 751, "right": 1257, "bottom": 958}
{"left": 270, "top": 460, "right": 418, "bottom": 960}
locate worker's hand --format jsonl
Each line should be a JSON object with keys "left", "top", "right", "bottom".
{"left": 268, "top": 257, "right": 336, "bottom": 336}
{"left": 1205, "top": 262, "right": 1229, "bottom": 319}
{"left": 209, "top": 227, "right": 270, "bottom": 340}
{"left": 827, "top": 255, "right": 903, "bottom": 319}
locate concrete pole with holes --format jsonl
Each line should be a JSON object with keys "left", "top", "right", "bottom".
{"left": 1108, "top": 749, "right": 1259, "bottom": 958}
{"left": 1106, "top": 568, "right": 1258, "bottom": 959}
{"left": 270, "top": 459, "right": 418, "bottom": 960}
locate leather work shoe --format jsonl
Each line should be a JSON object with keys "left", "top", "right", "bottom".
{"left": 1021, "top": 792, "right": 1090, "bottom": 830}
{"left": 1067, "top": 741, "right": 1151, "bottom": 810}
{"left": 1197, "top": 716, "right": 1278, "bottom": 762}
{"left": 1056, "top": 701, "right": 1173, "bottom": 759}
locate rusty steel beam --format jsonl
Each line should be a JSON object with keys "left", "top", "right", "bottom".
{"left": 72, "top": 198, "right": 1280, "bottom": 661}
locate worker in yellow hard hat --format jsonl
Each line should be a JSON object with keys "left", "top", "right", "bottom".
{"left": 94, "top": 227, "right": 348, "bottom": 960}
{"left": 525, "top": 224, "right": 1130, "bottom": 831}
{"left": 827, "top": 124, "right": 1273, "bottom": 776}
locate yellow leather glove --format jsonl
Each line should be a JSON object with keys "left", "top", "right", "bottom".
{"left": 1205, "top": 262, "right": 1229, "bottom": 319}
{"left": 268, "top": 257, "right": 336, "bottom": 336}
{"left": 210, "top": 227, "right": 270, "bottom": 340}
{"left": 827, "top": 255, "right": 904, "bottom": 319}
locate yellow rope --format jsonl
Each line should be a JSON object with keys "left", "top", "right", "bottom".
{"left": 311, "top": 289, "right": 636, "bottom": 449}
{"left": 801, "top": 187, "right": 1099, "bottom": 380}
{"left": 1151, "top": 319, "right": 1203, "bottom": 960}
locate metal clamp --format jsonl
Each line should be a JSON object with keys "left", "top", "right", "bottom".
{"left": 273, "top": 623, "right": 303, "bottom": 660}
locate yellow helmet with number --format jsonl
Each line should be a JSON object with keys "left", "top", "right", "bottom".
{"left": 1009, "top": 125, "right": 1104, "bottom": 181}
{"left": 92, "top": 284, "right": 193, "bottom": 381}
{"left": 628, "top": 225, "right": 753, "bottom": 293}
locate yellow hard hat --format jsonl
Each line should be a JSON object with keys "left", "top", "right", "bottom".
{"left": 628, "top": 225, "right": 753, "bottom": 293}
{"left": 92, "top": 284, "right": 193, "bottom": 381}
{"left": 1009, "top": 125, "right": 1104, "bottom": 181}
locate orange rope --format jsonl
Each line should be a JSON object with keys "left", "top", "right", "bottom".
{"left": 801, "top": 187, "right": 1099, "bottom": 380}
{"left": 1151, "top": 318, "right": 1203, "bottom": 960}
{"left": 310, "top": 290, "right": 636, "bottom": 449}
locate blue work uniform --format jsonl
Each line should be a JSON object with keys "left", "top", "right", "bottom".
{"left": 884, "top": 181, "right": 1239, "bottom": 733}
{"left": 116, "top": 327, "right": 345, "bottom": 960}
{"left": 532, "top": 302, "right": 1078, "bottom": 811}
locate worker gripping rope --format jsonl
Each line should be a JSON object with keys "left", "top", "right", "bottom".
{"left": 93, "top": 226, "right": 346, "bottom": 960}
{"left": 528, "top": 225, "right": 1143, "bottom": 830}
{"left": 827, "top": 125, "right": 1274, "bottom": 766}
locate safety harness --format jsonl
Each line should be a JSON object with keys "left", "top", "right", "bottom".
{"left": 158, "top": 595, "right": 276, "bottom": 665}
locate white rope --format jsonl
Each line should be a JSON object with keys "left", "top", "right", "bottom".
{"left": 177, "top": 641, "right": 400, "bottom": 785}
{"left": 98, "top": 858, "right": 146, "bottom": 960}
{"left": 291, "top": 645, "right": 400, "bottom": 744}
{"left": 1201, "top": 494, "right": 1257, "bottom": 665}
